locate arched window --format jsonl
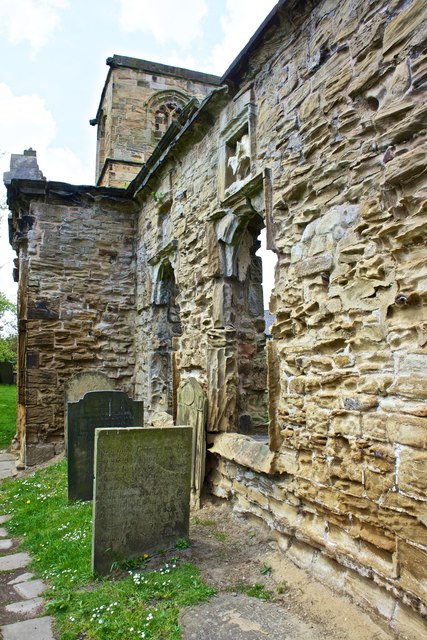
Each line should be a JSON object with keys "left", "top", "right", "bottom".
{"left": 154, "top": 102, "right": 183, "bottom": 140}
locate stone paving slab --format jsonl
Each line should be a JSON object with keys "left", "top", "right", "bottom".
{"left": 0, "top": 538, "right": 13, "bottom": 550}
{"left": 0, "top": 552, "right": 31, "bottom": 571}
{"left": 0, "top": 515, "right": 11, "bottom": 524}
{"left": 1, "top": 616, "right": 56, "bottom": 640}
{"left": 5, "top": 596, "right": 44, "bottom": 615}
{"left": 0, "top": 453, "right": 17, "bottom": 462}
{"left": 0, "top": 470, "right": 17, "bottom": 481}
{"left": 0, "top": 527, "right": 9, "bottom": 537}
{"left": 181, "top": 594, "right": 314, "bottom": 640}
{"left": 14, "top": 579, "right": 47, "bottom": 600}
{"left": 8, "top": 572, "right": 35, "bottom": 585}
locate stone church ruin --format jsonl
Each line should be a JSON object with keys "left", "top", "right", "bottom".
{"left": 4, "top": 0, "right": 427, "bottom": 635}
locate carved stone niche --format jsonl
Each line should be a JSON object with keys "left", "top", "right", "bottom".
{"left": 218, "top": 87, "right": 257, "bottom": 201}
{"left": 148, "top": 243, "right": 182, "bottom": 414}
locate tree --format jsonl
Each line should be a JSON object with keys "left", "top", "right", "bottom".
{"left": 0, "top": 293, "right": 17, "bottom": 364}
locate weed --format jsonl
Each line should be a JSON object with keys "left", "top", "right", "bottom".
{"left": 260, "top": 565, "right": 272, "bottom": 576}
{"left": 213, "top": 532, "right": 227, "bottom": 542}
{"left": 230, "top": 581, "right": 273, "bottom": 601}
{"left": 175, "top": 538, "right": 190, "bottom": 550}
{"left": 192, "top": 517, "right": 215, "bottom": 527}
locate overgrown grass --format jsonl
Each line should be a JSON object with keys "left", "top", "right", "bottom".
{"left": 0, "top": 383, "right": 16, "bottom": 449}
{"left": 0, "top": 461, "right": 215, "bottom": 639}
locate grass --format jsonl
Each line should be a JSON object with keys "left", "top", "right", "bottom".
{"left": 0, "top": 460, "right": 215, "bottom": 639}
{"left": 0, "top": 384, "right": 16, "bottom": 449}
{"left": 227, "top": 581, "right": 273, "bottom": 601}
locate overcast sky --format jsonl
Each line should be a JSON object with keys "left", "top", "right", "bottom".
{"left": 0, "top": 0, "right": 277, "bottom": 303}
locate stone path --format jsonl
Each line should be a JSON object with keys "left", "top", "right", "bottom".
{"left": 0, "top": 452, "right": 56, "bottom": 640}
{"left": 181, "top": 593, "right": 316, "bottom": 639}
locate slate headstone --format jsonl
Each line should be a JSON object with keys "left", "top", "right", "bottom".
{"left": 67, "top": 391, "right": 143, "bottom": 501}
{"left": 92, "top": 426, "right": 192, "bottom": 575}
{"left": 64, "top": 372, "right": 115, "bottom": 452}
{"left": 0, "top": 362, "right": 14, "bottom": 385}
{"left": 176, "top": 378, "right": 207, "bottom": 509}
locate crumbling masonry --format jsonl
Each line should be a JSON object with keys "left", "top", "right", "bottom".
{"left": 5, "top": 0, "right": 427, "bottom": 635}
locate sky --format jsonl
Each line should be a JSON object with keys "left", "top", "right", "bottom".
{"left": 0, "top": 0, "right": 278, "bottom": 304}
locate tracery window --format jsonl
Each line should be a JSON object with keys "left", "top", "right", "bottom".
{"left": 154, "top": 102, "right": 183, "bottom": 139}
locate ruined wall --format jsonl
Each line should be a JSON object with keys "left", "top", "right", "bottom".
{"left": 134, "top": 0, "right": 427, "bottom": 632}
{"left": 9, "top": 184, "right": 136, "bottom": 465}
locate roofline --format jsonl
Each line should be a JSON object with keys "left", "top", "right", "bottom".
{"left": 220, "top": 1, "right": 284, "bottom": 84}
{"left": 90, "top": 55, "right": 221, "bottom": 125}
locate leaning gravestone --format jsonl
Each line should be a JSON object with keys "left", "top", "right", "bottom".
{"left": 64, "top": 371, "right": 115, "bottom": 452}
{"left": 92, "top": 426, "right": 192, "bottom": 575}
{"left": 176, "top": 378, "right": 207, "bottom": 509}
{"left": 67, "top": 391, "right": 143, "bottom": 501}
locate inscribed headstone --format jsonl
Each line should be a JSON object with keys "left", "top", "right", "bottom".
{"left": 64, "top": 372, "right": 115, "bottom": 451}
{"left": 92, "top": 426, "right": 192, "bottom": 575}
{"left": 176, "top": 378, "right": 207, "bottom": 509}
{"left": 67, "top": 391, "right": 143, "bottom": 501}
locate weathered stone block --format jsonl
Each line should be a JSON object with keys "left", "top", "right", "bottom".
{"left": 345, "top": 571, "right": 395, "bottom": 620}
{"left": 398, "top": 540, "right": 427, "bottom": 602}
{"left": 398, "top": 447, "right": 427, "bottom": 496}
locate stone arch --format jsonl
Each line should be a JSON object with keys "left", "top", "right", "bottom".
{"left": 147, "top": 90, "right": 189, "bottom": 141}
{"left": 149, "top": 256, "right": 182, "bottom": 414}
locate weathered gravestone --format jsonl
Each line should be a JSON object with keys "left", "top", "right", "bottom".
{"left": 64, "top": 372, "right": 115, "bottom": 452}
{"left": 176, "top": 378, "right": 207, "bottom": 509}
{"left": 67, "top": 391, "right": 143, "bottom": 501}
{"left": 92, "top": 426, "right": 192, "bottom": 575}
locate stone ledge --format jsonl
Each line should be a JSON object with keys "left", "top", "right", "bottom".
{"left": 207, "top": 432, "right": 274, "bottom": 475}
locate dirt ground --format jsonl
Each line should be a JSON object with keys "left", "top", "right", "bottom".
{"left": 186, "top": 498, "right": 401, "bottom": 640}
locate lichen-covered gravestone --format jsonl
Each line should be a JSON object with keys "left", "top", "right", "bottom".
{"left": 92, "top": 426, "right": 192, "bottom": 575}
{"left": 176, "top": 378, "right": 207, "bottom": 509}
{"left": 67, "top": 391, "right": 143, "bottom": 501}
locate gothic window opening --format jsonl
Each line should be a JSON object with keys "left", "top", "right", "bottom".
{"left": 154, "top": 102, "right": 183, "bottom": 140}
{"left": 234, "top": 218, "right": 271, "bottom": 440}
{"left": 151, "top": 260, "right": 182, "bottom": 415}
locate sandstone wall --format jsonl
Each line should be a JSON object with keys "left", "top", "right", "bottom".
{"left": 95, "top": 57, "right": 220, "bottom": 186}
{"left": 133, "top": 0, "right": 427, "bottom": 629}
{"left": 9, "top": 184, "right": 137, "bottom": 465}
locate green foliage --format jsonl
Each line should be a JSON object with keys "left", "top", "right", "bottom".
{"left": 0, "top": 334, "right": 16, "bottom": 364}
{"left": 0, "top": 384, "right": 16, "bottom": 448}
{"left": 230, "top": 581, "right": 273, "bottom": 601}
{"left": 175, "top": 537, "right": 191, "bottom": 550}
{"left": 0, "top": 461, "right": 215, "bottom": 639}
{"left": 0, "top": 292, "right": 17, "bottom": 364}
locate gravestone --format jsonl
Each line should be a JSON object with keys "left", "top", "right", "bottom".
{"left": 176, "top": 378, "right": 207, "bottom": 509}
{"left": 92, "top": 426, "right": 192, "bottom": 575}
{"left": 67, "top": 391, "right": 143, "bottom": 501}
{"left": 0, "top": 362, "right": 14, "bottom": 385}
{"left": 64, "top": 371, "right": 115, "bottom": 452}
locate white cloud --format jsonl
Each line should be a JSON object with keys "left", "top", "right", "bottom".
{"left": 119, "top": 0, "right": 208, "bottom": 49}
{"left": 211, "top": 0, "right": 277, "bottom": 74}
{"left": 0, "top": 0, "right": 68, "bottom": 52}
{"left": 0, "top": 83, "right": 92, "bottom": 301}
{"left": 0, "top": 83, "right": 57, "bottom": 152}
